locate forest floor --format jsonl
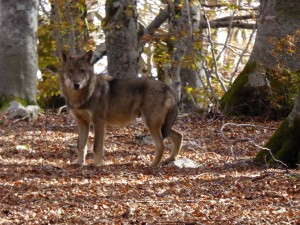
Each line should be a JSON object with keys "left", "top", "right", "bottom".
{"left": 0, "top": 111, "right": 299, "bottom": 225}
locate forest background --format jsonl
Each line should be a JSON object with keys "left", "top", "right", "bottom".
{"left": 0, "top": 0, "right": 299, "bottom": 224}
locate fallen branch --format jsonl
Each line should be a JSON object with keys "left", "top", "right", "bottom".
{"left": 12, "top": 115, "right": 31, "bottom": 124}
{"left": 57, "top": 105, "right": 68, "bottom": 115}
{"left": 220, "top": 122, "right": 288, "bottom": 168}
{"left": 250, "top": 141, "right": 288, "bottom": 168}
{"left": 220, "top": 122, "right": 257, "bottom": 142}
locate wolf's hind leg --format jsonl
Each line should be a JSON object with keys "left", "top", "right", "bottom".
{"left": 164, "top": 128, "right": 183, "bottom": 164}
{"left": 147, "top": 124, "right": 166, "bottom": 167}
{"left": 93, "top": 120, "right": 105, "bottom": 166}
{"left": 76, "top": 120, "right": 90, "bottom": 165}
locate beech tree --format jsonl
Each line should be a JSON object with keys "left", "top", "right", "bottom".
{"left": 168, "top": 0, "right": 202, "bottom": 111}
{"left": 49, "top": 0, "right": 89, "bottom": 55}
{"left": 103, "top": 0, "right": 139, "bottom": 78}
{"left": 38, "top": 0, "right": 90, "bottom": 107}
{"left": 215, "top": 0, "right": 300, "bottom": 168}
{"left": 220, "top": 0, "right": 300, "bottom": 118}
{"left": 0, "top": 0, "right": 39, "bottom": 108}
{"left": 254, "top": 91, "right": 300, "bottom": 168}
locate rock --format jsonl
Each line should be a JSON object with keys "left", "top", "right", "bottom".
{"left": 135, "top": 134, "right": 153, "bottom": 145}
{"left": 6, "top": 101, "right": 39, "bottom": 121}
{"left": 25, "top": 105, "right": 40, "bottom": 121}
{"left": 167, "top": 158, "right": 200, "bottom": 168}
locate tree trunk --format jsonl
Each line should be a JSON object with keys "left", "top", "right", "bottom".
{"left": 50, "top": 0, "right": 88, "bottom": 55}
{"left": 254, "top": 91, "right": 300, "bottom": 168}
{"left": 0, "top": 0, "right": 38, "bottom": 108}
{"left": 179, "top": 0, "right": 202, "bottom": 112}
{"left": 167, "top": 0, "right": 202, "bottom": 109}
{"left": 38, "top": 0, "right": 89, "bottom": 108}
{"left": 104, "top": 0, "right": 139, "bottom": 78}
{"left": 220, "top": 0, "right": 300, "bottom": 118}
{"left": 168, "top": 0, "right": 191, "bottom": 101}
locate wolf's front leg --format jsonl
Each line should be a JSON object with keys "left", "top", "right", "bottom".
{"left": 93, "top": 120, "right": 105, "bottom": 166}
{"left": 76, "top": 120, "right": 90, "bottom": 165}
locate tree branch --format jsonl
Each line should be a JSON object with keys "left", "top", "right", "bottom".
{"left": 213, "top": 14, "right": 255, "bottom": 22}
{"left": 202, "top": 21, "right": 257, "bottom": 29}
{"left": 203, "top": 10, "right": 227, "bottom": 92}
{"left": 92, "top": 6, "right": 170, "bottom": 64}
{"left": 201, "top": 14, "right": 257, "bottom": 29}
{"left": 139, "top": 6, "right": 169, "bottom": 46}
{"left": 92, "top": 43, "right": 107, "bottom": 64}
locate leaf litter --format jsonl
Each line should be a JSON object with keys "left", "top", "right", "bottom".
{"left": 0, "top": 112, "right": 299, "bottom": 224}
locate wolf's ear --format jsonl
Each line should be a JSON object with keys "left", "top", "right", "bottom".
{"left": 62, "top": 50, "right": 69, "bottom": 63}
{"left": 84, "top": 50, "right": 94, "bottom": 65}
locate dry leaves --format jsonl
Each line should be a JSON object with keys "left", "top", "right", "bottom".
{"left": 0, "top": 112, "right": 299, "bottom": 224}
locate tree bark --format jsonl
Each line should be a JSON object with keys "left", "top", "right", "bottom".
{"left": 254, "top": 91, "right": 300, "bottom": 168}
{"left": 50, "top": 0, "right": 88, "bottom": 55}
{"left": 220, "top": 0, "right": 300, "bottom": 118}
{"left": 0, "top": 0, "right": 38, "bottom": 107}
{"left": 179, "top": 0, "right": 202, "bottom": 112}
{"left": 168, "top": 0, "right": 194, "bottom": 102}
{"left": 104, "top": 0, "right": 139, "bottom": 78}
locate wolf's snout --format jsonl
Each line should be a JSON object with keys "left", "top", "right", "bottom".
{"left": 73, "top": 83, "right": 81, "bottom": 90}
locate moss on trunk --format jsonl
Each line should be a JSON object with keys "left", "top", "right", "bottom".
{"left": 220, "top": 61, "right": 270, "bottom": 116}
{"left": 254, "top": 117, "right": 300, "bottom": 168}
{"left": 0, "top": 94, "right": 33, "bottom": 111}
{"left": 220, "top": 62, "right": 300, "bottom": 118}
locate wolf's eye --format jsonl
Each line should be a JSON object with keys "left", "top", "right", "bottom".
{"left": 80, "top": 68, "right": 86, "bottom": 73}
{"left": 68, "top": 68, "right": 74, "bottom": 73}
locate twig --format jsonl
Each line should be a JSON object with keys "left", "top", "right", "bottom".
{"left": 249, "top": 141, "right": 288, "bottom": 168}
{"left": 216, "top": 0, "right": 241, "bottom": 61}
{"left": 220, "top": 122, "right": 277, "bottom": 142}
{"left": 39, "top": 0, "right": 51, "bottom": 20}
{"left": 57, "top": 105, "right": 68, "bottom": 115}
{"left": 220, "top": 122, "right": 257, "bottom": 142}
{"left": 202, "top": 63, "right": 220, "bottom": 102}
{"left": 12, "top": 115, "right": 30, "bottom": 124}
{"left": 220, "top": 122, "right": 288, "bottom": 168}
{"left": 203, "top": 10, "right": 227, "bottom": 92}
{"left": 230, "top": 22, "right": 257, "bottom": 85}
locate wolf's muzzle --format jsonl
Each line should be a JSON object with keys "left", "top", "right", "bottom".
{"left": 73, "top": 83, "right": 81, "bottom": 90}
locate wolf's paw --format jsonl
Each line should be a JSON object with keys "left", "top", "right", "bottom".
{"left": 73, "top": 157, "right": 85, "bottom": 166}
{"left": 163, "top": 157, "right": 176, "bottom": 166}
{"left": 149, "top": 161, "right": 161, "bottom": 168}
{"left": 93, "top": 155, "right": 104, "bottom": 167}
{"left": 93, "top": 160, "right": 104, "bottom": 167}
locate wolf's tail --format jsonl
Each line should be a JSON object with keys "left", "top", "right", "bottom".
{"left": 161, "top": 91, "right": 179, "bottom": 139}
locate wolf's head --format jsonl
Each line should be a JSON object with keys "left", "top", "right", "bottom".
{"left": 61, "top": 50, "right": 94, "bottom": 91}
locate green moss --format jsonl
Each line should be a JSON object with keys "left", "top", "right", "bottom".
{"left": 220, "top": 63, "right": 300, "bottom": 118}
{"left": 220, "top": 62, "right": 254, "bottom": 108}
{"left": 254, "top": 117, "right": 300, "bottom": 168}
{"left": 220, "top": 61, "right": 270, "bottom": 116}
{"left": 0, "top": 94, "right": 33, "bottom": 111}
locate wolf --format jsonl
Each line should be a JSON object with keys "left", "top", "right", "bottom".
{"left": 60, "top": 50, "right": 183, "bottom": 167}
